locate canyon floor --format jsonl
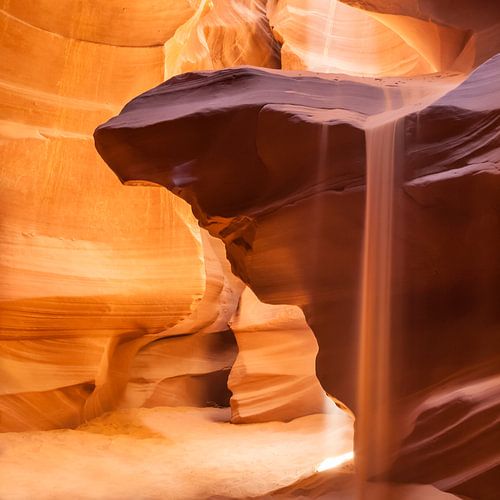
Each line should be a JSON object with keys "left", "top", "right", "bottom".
{"left": 0, "top": 405, "right": 458, "bottom": 500}
{"left": 0, "top": 405, "right": 352, "bottom": 499}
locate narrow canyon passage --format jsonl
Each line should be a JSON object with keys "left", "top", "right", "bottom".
{"left": 1, "top": 1, "right": 500, "bottom": 499}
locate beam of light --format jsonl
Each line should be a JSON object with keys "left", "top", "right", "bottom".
{"left": 315, "top": 451, "right": 355, "bottom": 472}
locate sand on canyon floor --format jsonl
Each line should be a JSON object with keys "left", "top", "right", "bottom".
{"left": 0, "top": 405, "right": 458, "bottom": 500}
{"left": 0, "top": 405, "right": 352, "bottom": 499}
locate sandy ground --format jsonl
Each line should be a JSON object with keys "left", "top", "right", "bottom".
{"left": 0, "top": 405, "right": 460, "bottom": 499}
{"left": 0, "top": 405, "right": 353, "bottom": 499}
{"left": 264, "top": 469, "right": 461, "bottom": 500}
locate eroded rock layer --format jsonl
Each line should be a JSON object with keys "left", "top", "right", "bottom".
{"left": 267, "top": 0, "right": 469, "bottom": 76}
{"left": 95, "top": 57, "right": 500, "bottom": 497}
{"left": 229, "top": 287, "right": 332, "bottom": 423}
{"left": 3, "top": 1, "right": 500, "bottom": 498}
{"left": 0, "top": 0, "right": 281, "bottom": 430}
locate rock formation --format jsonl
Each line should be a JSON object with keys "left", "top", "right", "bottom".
{"left": 267, "top": 0, "right": 469, "bottom": 75}
{"left": 95, "top": 55, "right": 500, "bottom": 497}
{"left": 164, "top": 0, "right": 280, "bottom": 78}
{"left": 2, "top": 1, "right": 500, "bottom": 499}
{"left": 0, "top": 0, "right": 281, "bottom": 431}
{"left": 229, "top": 287, "right": 330, "bottom": 423}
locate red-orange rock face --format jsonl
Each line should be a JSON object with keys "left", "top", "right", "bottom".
{"left": 95, "top": 56, "right": 500, "bottom": 497}
{"left": 2, "top": 1, "right": 500, "bottom": 498}
{"left": 0, "top": 0, "right": 280, "bottom": 431}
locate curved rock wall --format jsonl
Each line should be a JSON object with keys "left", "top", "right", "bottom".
{"left": 164, "top": 0, "right": 280, "bottom": 78}
{"left": 267, "top": 0, "right": 462, "bottom": 76}
{"left": 229, "top": 287, "right": 331, "bottom": 423}
{"left": 0, "top": 0, "right": 279, "bottom": 430}
{"left": 3, "top": 3, "right": 500, "bottom": 498}
{"left": 94, "top": 57, "right": 500, "bottom": 497}
{"left": 341, "top": 0, "right": 500, "bottom": 69}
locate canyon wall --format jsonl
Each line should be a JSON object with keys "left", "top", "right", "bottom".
{"left": 1, "top": 0, "right": 327, "bottom": 432}
{"left": 2, "top": 1, "right": 500, "bottom": 498}
{"left": 0, "top": 0, "right": 282, "bottom": 430}
{"left": 95, "top": 56, "right": 500, "bottom": 498}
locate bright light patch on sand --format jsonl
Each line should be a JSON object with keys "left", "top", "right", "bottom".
{"left": 316, "top": 451, "right": 354, "bottom": 472}
{"left": 0, "top": 406, "right": 354, "bottom": 499}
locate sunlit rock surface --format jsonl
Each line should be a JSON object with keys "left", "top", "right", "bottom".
{"left": 229, "top": 287, "right": 332, "bottom": 423}
{"left": 341, "top": 0, "right": 500, "bottom": 66}
{"left": 95, "top": 56, "right": 500, "bottom": 497}
{"left": 267, "top": 0, "right": 468, "bottom": 76}
{"left": 0, "top": 0, "right": 279, "bottom": 431}
{"left": 164, "top": 0, "right": 280, "bottom": 78}
{"left": 267, "top": 0, "right": 500, "bottom": 77}
{"left": 2, "top": 0, "right": 500, "bottom": 498}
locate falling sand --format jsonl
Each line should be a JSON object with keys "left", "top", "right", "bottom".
{"left": 356, "top": 119, "right": 399, "bottom": 499}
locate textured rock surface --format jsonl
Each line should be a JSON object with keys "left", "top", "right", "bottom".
{"left": 119, "top": 330, "right": 237, "bottom": 409}
{"left": 263, "top": 470, "right": 460, "bottom": 499}
{"left": 0, "top": 0, "right": 279, "bottom": 430}
{"left": 95, "top": 56, "right": 500, "bottom": 497}
{"left": 267, "top": 0, "right": 468, "bottom": 76}
{"left": 340, "top": 0, "right": 500, "bottom": 68}
{"left": 229, "top": 287, "right": 332, "bottom": 423}
{"left": 3, "top": 1, "right": 500, "bottom": 498}
{"left": 164, "top": 0, "right": 280, "bottom": 78}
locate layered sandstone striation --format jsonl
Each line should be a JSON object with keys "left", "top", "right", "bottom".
{"left": 0, "top": 0, "right": 280, "bottom": 431}
{"left": 229, "top": 287, "right": 331, "bottom": 423}
{"left": 2, "top": 1, "right": 500, "bottom": 498}
{"left": 164, "top": 0, "right": 280, "bottom": 78}
{"left": 341, "top": 0, "right": 500, "bottom": 66}
{"left": 95, "top": 55, "right": 500, "bottom": 497}
{"left": 267, "top": 0, "right": 470, "bottom": 76}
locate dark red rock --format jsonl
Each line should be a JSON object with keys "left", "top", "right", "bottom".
{"left": 95, "top": 58, "right": 500, "bottom": 498}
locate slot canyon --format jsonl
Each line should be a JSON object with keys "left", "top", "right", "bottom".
{"left": 1, "top": 1, "right": 499, "bottom": 499}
